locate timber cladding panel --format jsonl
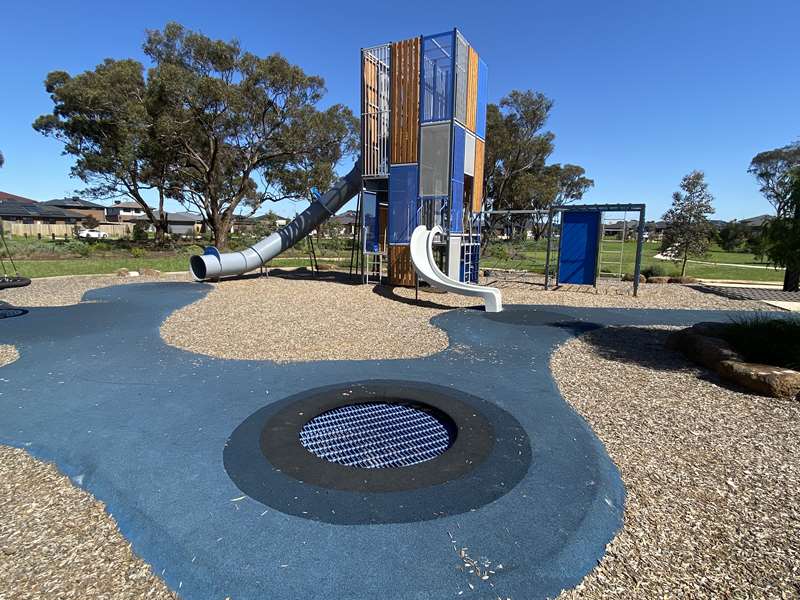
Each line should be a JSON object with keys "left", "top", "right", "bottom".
{"left": 466, "top": 47, "right": 479, "bottom": 133}
{"left": 388, "top": 244, "right": 416, "bottom": 286}
{"left": 390, "top": 38, "right": 420, "bottom": 164}
{"left": 362, "top": 55, "right": 378, "bottom": 175}
{"left": 472, "top": 137, "right": 485, "bottom": 213}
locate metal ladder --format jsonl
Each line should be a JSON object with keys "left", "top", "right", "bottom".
{"left": 597, "top": 215, "right": 627, "bottom": 281}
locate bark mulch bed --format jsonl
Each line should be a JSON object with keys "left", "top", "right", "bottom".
{"left": 552, "top": 326, "right": 800, "bottom": 598}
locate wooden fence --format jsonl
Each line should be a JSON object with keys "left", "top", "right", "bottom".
{"left": 1, "top": 221, "right": 134, "bottom": 239}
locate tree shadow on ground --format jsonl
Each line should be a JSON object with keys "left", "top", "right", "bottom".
{"left": 577, "top": 325, "right": 749, "bottom": 393}
{"left": 371, "top": 284, "right": 483, "bottom": 311}
{"left": 219, "top": 267, "right": 361, "bottom": 286}
{"left": 576, "top": 327, "right": 684, "bottom": 372}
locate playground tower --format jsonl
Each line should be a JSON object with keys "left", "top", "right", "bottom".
{"left": 359, "top": 29, "right": 488, "bottom": 285}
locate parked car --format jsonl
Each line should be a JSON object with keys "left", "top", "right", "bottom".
{"left": 78, "top": 228, "right": 109, "bottom": 239}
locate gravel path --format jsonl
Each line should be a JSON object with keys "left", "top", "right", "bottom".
{"left": 552, "top": 326, "right": 800, "bottom": 598}
{"left": 161, "top": 270, "right": 772, "bottom": 363}
{"left": 0, "top": 273, "right": 191, "bottom": 307}
{"left": 0, "top": 446, "right": 175, "bottom": 600}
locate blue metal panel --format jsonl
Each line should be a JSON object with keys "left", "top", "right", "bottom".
{"left": 558, "top": 211, "right": 601, "bottom": 285}
{"left": 450, "top": 123, "right": 465, "bottom": 233}
{"left": 362, "top": 191, "right": 379, "bottom": 253}
{"left": 421, "top": 32, "right": 455, "bottom": 123}
{"left": 475, "top": 58, "right": 488, "bottom": 139}
{"left": 388, "top": 165, "right": 419, "bottom": 244}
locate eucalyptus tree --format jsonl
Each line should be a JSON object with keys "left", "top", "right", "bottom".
{"left": 35, "top": 22, "right": 357, "bottom": 248}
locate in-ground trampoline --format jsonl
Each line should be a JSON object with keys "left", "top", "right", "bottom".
{"left": 0, "top": 282, "right": 766, "bottom": 599}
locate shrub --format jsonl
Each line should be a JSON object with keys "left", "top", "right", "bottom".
{"left": 641, "top": 264, "right": 667, "bottom": 278}
{"left": 64, "top": 239, "right": 91, "bottom": 257}
{"left": 132, "top": 222, "right": 148, "bottom": 242}
{"left": 130, "top": 247, "right": 147, "bottom": 259}
{"left": 723, "top": 315, "right": 800, "bottom": 370}
{"left": 182, "top": 244, "right": 204, "bottom": 256}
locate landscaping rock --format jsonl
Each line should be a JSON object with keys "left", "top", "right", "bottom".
{"left": 668, "top": 322, "right": 800, "bottom": 400}
{"left": 622, "top": 273, "right": 646, "bottom": 283}
{"left": 690, "top": 321, "right": 733, "bottom": 339}
{"left": 666, "top": 327, "right": 740, "bottom": 369}
{"left": 668, "top": 276, "right": 698, "bottom": 284}
{"left": 141, "top": 268, "right": 162, "bottom": 278}
{"left": 718, "top": 360, "right": 800, "bottom": 401}
{"left": 647, "top": 276, "right": 671, "bottom": 284}
{"left": 115, "top": 268, "right": 129, "bottom": 277}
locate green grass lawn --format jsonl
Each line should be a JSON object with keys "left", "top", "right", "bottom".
{"left": 2, "top": 236, "right": 786, "bottom": 282}
{"left": 481, "top": 240, "right": 786, "bottom": 283}
{"left": 10, "top": 255, "right": 342, "bottom": 278}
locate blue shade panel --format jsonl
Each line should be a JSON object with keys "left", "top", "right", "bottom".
{"left": 421, "top": 32, "right": 455, "bottom": 123}
{"left": 450, "top": 123, "right": 466, "bottom": 233}
{"left": 475, "top": 58, "right": 488, "bottom": 139}
{"left": 558, "top": 211, "right": 601, "bottom": 285}
{"left": 388, "top": 164, "right": 419, "bottom": 244}
{"left": 362, "top": 191, "right": 379, "bottom": 253}
{"left": 298, "top": 403, "right": 453, "bottom": 469}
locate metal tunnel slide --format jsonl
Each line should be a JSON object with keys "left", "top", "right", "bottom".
{"left": 189, "top": 159, "right": 362, "bottom": 281}
{"left": 409, "top": 225, "right": 503, "bottom": 313}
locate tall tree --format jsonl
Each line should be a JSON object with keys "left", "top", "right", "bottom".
{"left": 0, "top": 151, "right": 4, "bottom": 168}
{"left": 484, "top": 90, "right": 593, "bottom": 242}
{"left": 748, "top": 141, "right": 800, "bottom": 289}
{"left": 748, "top": 142, "right": 800, "bottom": 217}
{"left": 143, "top": 23, "right": 357, "bottom": 248}
{"left": 759, "top": 168, "right": 800, "bottom": 291}
{"left": 716, "top": 220, "right": 747, "bottom": 252}
{"left": 33, "top": 60, "right": 172, "bottom": 241}
{"left": 34, "top": 22, "right": 357, "bottom": 249}
{"left": 661, "top": 170, "right": 715, "bottom": 276}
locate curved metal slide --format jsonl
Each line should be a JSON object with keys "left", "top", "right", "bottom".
{"left": 410, "top": 225, "right": 503, "bottom": 313}
{"left": 189, "top": 159, "right": 362, "bottom": 281}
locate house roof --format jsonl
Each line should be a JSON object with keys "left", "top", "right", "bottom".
{"left": 0, "top": 191, "right": 37, "bottom": 204}
{"left": 739, "top": 214, "right": 773, "bottom": 227}
{"left": 108, "top": 201, "right": 145, "bottom": 210}
{"left": 332, "top": 210, "right": 358, "bottom": 225}
{"left": 43, "top": 197, "right": 105, "bottom": 209}
{"left": 133, "top": 210, "right": 204, "bottom": 223}
{"left": 0, "top": 199, "right": 85, "bottom": 220}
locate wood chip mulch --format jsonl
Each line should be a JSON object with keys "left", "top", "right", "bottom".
{"left": 161, "top": 271, "right": 771, "bottom": 363}
{"left": 551, "top": 326, "right": 800, "bottom": 598}
{"left": 0, "top": 446, "right": 176, "bottom": 600}
{"left": 0, "top": 345, "right": 18, "bottom": 367}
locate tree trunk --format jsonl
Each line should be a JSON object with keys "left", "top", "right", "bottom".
{"left": 212, "top": 222, "right": 228, "bottom": 249}
{"left": 212, "top": 213, "right": 232, "bottom": 249}
{"left": 784, "top": 269, "right": 799, "bottom": 292}
{"left": 681, "top": 250, "right": 688, "bottom": 277}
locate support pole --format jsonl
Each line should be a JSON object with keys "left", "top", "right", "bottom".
{"left": 633, "top": 207, "right": 646, "bottom": 297}
{"left": 544, "top": 207, "right": 555, "bottom": 290}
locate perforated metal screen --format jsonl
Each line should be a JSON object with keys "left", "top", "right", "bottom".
{"left": 298, "top": 403, "right": 453, "bottom": 469}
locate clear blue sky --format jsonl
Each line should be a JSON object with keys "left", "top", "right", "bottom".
{"left": 1, "top": 0, "right": 798, "bottom": 221}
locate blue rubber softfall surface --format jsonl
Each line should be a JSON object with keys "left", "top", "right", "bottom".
{"left": 0, "top": 282, "right": 767, "bottom": 599}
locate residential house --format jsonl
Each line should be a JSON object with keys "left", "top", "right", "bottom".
{"left": 43, "top": 197, "right": 106, "bottom": 222}
{"left": 739, "top": 214, "right": 772, "bottom": 233}
{"left": 330, "top": 210, "right": 358, "bottom": 237}
{"left": 106, "top": 200, "right": 147, "bottom": 222}
{"left": 133, "top": 211, "right": 205, "bottom": 237}
{"left": 0, "top": 192, "right": 86, "bottom": 225}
